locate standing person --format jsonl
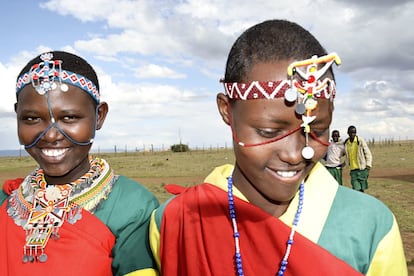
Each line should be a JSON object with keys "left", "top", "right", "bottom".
{"left": 344, "top": 125, "right": 373, "bottom": 192}
{"left": 0, "top": 51, "right": 159, "bottom": 275}
{"left": 324, "top": 130, "right": 346, "bottom": 185}
{"left": 149, "top": 20, "right": 407, "bottom": 275}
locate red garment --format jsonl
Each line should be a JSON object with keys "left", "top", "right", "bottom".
{"left": 0, "top": 202, "right": 115, "bottom": 276}
{"left": 164, "top": 183, "right": 186, "bottom": 195}
{"left": 3, "top": 178, "right": 24, "bottom": 195}
{"left": 160, "top": 183, "right": 362, "bottom": 276}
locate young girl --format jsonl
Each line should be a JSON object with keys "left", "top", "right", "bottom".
{"left": 0, "top": 51, "right": 159, "bottom": 275}
{"left": 150, "top": 20, "right": 407, "bottom": 275}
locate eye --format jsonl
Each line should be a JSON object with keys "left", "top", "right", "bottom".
{"left": 312, "top": 128, "right": 329, "bottom": 137}
{"left": 20, "top": 116, "right": 40, "bottom": 124}
{"left": 61, "top": 114, "right": 80, "bottom": 123}
{"left": 256, "top": 128, "right": 282, "bottom": 138}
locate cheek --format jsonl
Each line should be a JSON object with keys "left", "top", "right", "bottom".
{"left": 311, "top": 138, "right": 330, "bottom": 160}
{"left": 234, "top": 145, "right": 269, "bottom": 168}
{"left": 17, "top": 124, "right": 37, "bottom": 144}
{"left": 315, "top": 145, "right": 328, "bottom": 159}
{"left": 62, "top": 120, "right": 96, "bottom": 140}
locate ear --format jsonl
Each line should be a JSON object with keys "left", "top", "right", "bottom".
{"left": 95, "top": 102, "right": 109, "bottom": 130}
{"left": 216, "top": 93, "right": 231, "bottom": 126}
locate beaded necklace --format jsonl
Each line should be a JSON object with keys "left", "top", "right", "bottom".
{"left": 7, "top": 157, "right": 115, "bottom": 263}
{"left": 227, "top": 176, "right": 305, "bottom": 276}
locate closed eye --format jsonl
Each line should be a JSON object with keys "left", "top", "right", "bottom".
{"left": 311, "top": 128, "right": 329, "bottom": 137}
{"left": 256, "top": 128, "right": 283, "bottom": 138}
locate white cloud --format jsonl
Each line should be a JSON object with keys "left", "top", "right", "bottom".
{"left": 0, "top": 0, "right": 413, "bottom": 151}
{"left": 134, "top": 64, "right": 185, "bottom": 79}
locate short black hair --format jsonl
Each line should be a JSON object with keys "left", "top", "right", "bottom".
{"left": 224, "top": 19, "right": 331, "bottom": 82}
{"left": 17, "top": 50, "right": 99, "bottom": 92}
{"left": 348, "top": 125, "right": 357, "bottom": 133}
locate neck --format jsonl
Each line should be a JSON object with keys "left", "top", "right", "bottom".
{"left": 44, "top": 156, "right": 91, "bottom": 185}
{"left": 232, "top": 168, "right": 293, "bottom": 217}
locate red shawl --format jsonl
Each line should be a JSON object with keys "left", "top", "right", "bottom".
{"left": 160, "top": 183, "right": 362, "bottom": 276}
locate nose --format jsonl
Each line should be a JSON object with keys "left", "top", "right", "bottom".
{"left": 41, "top": 122, "right": 63, "bottom": 143}
{"left": 276, "top": 131, "right": 304, "bottom": 165}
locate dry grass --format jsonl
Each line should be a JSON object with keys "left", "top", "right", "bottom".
{"left": 0, "top": 142, "right": 413, "bottom": 271}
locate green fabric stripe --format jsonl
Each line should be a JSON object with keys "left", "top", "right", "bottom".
{"left": 317, "top": 185, "right": 393, "bottom": 274}
{"left": 0, "top": 190, "right": 7, "bottom": 205}
{"left": 94, "top": 175, "right": 160, "bottom": 275}
{"left": 154, "top": 197, "right": 175, "bottom": 230}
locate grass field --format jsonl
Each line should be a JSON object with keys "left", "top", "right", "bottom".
{"left": 0, "top": 142, "right": 413, "bottom": 272}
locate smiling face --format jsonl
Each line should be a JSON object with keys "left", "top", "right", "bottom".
{"left": 15, "top": 84, "right": 108, "bottom": 184}
{"left": 217, "top": 60, "right": 333, "bottom": 215}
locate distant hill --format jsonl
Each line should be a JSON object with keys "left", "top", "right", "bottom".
{"left": 0, "top": 150, "right": 29, "bottom": 157}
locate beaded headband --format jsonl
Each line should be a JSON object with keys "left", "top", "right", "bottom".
{"left": 223, "top": 53, "right": 341, "bottom": 159}
{"left": 15, "top": 52, "right": 100, "bottom": 103}
{"left": 224, "top": 53, "right": 340, "bottom": 103}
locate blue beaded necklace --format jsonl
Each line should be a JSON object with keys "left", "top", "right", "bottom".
{"left": 227, "top": 176, "right": 305, "bottom": 276}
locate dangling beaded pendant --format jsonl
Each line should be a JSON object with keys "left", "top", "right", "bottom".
{"left": 22, "top": 183, "right": 73, "bottom": 263}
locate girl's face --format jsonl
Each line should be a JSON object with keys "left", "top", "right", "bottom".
{"left": 217, "top": 60, "right": 333, "bottom": 215}
{"left": 15, "top": 84, "right": 107, "bottom": 184}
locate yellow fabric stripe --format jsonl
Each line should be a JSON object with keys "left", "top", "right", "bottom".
{"left": 149, "top": 211, "right": 161, "bottom": 271}
{"left": 124, "top": 268, "right": 159, "bottom": 276}
{"left": 204, "top": 164, "right": 247, "bottom": 201}
{"left": 366, "top": 216, "right": 408, "bottom": 276}
{"left": 292, "top": 162, "right": 338, "bottom": 242}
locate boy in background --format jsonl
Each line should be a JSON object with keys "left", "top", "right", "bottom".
{"left": 345, "top": 125, "right": 373, "bottom": 192}
{"left": 325, "top": 130, "right": 346, "bottom": 185}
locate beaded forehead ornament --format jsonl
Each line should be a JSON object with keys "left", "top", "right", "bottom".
{"left": 16, "top": 52, "right": 100, "bottom": 103}
{"left": 15, "top": 52, "right": 99, "bottom": 149}
{"left": 223, "top": 53, "right": 341, "bottom": 159}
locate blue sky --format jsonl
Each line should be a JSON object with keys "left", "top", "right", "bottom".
{"left": 1, "top": 0, "right": 413, "bottom": 151}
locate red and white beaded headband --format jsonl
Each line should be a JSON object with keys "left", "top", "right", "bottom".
{"left": 223, "top": 53, "right": 340, "bottom": 103}
{"left": 16, "top": 52, "right": 100, "bottom": 103}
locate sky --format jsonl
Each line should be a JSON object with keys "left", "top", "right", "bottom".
{"left": 1, "top": 0, "right": 413, "bottom": 152}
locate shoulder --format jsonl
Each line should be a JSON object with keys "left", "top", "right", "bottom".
{"left": 1, "top": 177, "right": 25, "bottom": 205}
{"left": 98, "top": 175, "right": 159, "bottom": 223}
{"left": 357, "top": 136, "right": 367, "bottom": 143}
{"left": 153, "top": 183, "right": 221, "bottom": 228}
{"left": 112, "top": 175, "right": 158, "bottom": 204}
{"left": 335, "top": 186, "right": 394, "bottom": 227}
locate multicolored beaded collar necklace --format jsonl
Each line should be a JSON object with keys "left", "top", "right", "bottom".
{"left": 7, "top": 157, "right": 115, "bottom": 263}
{"left": 227, "top": 176, "right": 305, "bottom": 276}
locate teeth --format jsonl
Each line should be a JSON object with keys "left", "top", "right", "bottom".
{"left": 42, "top": 148, "right": 67, "bottom": 157}
{"left": 276, "top": 171, "right": 297, "bottom": 178}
